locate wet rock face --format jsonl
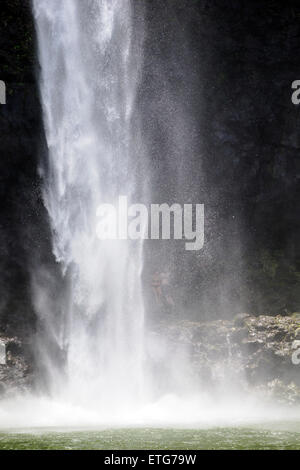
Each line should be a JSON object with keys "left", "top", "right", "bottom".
{"left": 0, "top": 0, "right": 52, "bottom": 337}
{"left": 0, "top": 0, "right": 38, "bottom": 336}
{"left": 196, "top": 0, "right": 300, "bottom": 316}
{"left": 156, "top": 313, "right": 300, "bottom": 405}
{"left": 142, "top": 0, "right": 300, "bottom": 318}
{"left": 0, "top": 334, "right": 33, "bottom": 396}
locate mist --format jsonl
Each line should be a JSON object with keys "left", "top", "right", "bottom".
{"left": 0, "top": 0, "right": 299, "bottom": 450}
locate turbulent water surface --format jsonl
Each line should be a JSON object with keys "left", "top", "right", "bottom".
{"left": 1, "top": 424, "right": 300, "bottom": 450}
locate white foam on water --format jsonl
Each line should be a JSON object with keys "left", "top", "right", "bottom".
{"left": 0, "top": 392, "right": 300, "bottom": 430}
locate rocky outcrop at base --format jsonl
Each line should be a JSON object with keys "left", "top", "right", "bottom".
{"left": 154, "top": 313, "right": 300, "bottom": 405}
{"left": 0, "top": 334, "right": 33, "bottom": 397}
{"left": 2, "top": 314, "right": 300, "bottom": 404}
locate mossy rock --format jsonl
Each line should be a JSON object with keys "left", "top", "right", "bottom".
{"left": 291, "top": 312, "right": 300, "bottom": 320}
{"left": 295, "top": 328, "right": 300, "bottom": 339}
{"left": 233, "top": 313, "right": 250, "bottom": 327}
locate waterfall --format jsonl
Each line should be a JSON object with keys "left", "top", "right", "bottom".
{"left": 33, "top": 0, "right": 146, "bottom": 415}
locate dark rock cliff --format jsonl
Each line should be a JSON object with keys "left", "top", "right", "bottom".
{"left": 143, "top": 0, "right": 300, "bottom": 318}
{"left": 0, "top": 0, "right": 51, "bottom": 339}
{"left": 199, "top": 0, "right": 300, "bottom": 316}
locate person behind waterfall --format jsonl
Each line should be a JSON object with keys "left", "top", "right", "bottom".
{"left": 151, "top": 271, "right": 174, "bottom": 314}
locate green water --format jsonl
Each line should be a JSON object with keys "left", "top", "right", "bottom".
{"left": 0, "top": 423, "right": 300, "bottom": 449}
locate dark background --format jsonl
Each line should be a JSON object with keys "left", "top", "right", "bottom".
{"left": 0, "top": 0, "right": 299, "bottom": 336}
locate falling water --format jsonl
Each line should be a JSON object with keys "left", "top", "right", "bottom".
{"left": 30, "top": 0, "right": 269, "bottom": 426}
{"left": 25, "top": 0, "right": 297, "bottom": 429}
{"left": 32, "top": 0, "right": 146, "bottom": 416}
